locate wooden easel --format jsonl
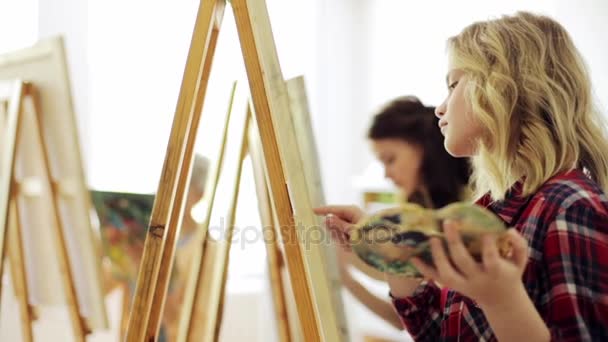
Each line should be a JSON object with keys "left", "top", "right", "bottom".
{"left": 0, "top": 36, "right": 109, "bottom": 341}
{"left": 125, "top": 0, "right": 349, "bottom": 341}
{"left": 175, "top": 81, "right": 252, "bottom": 342}
{"left": 1, "top": 81, "right": 36, "bottom": 342}
{"left": 173, "top": 76, "right": 340, "bottom": 342}
{"left": 0, "top": 81, "right": 88, "bottom": 341}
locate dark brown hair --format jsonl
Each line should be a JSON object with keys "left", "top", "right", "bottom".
{"left": 368, "top": 96, "right": 471, "bottom": 208}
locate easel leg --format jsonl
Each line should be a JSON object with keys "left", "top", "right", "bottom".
{"left": 176, "top": 82, "right": 238, "bottom": 342}
{"left": 232, "top": 1, "right": 323, "bottom": 340}
{"left": 7, "top": 199, "right": 35, "bottom": 342}
{"left": 120, "top": 283, "right": 132, "bottom": 341}
{"left": 184, "top": 101, "right": 250, "bottom": 342}
{"left": 0, "top": 82, "right": 24, "bottom": 302}
{"left": 146, "top": 1, "right": 226, "bottom": 339}
{"left": 212, "top": 115, "right": 250, "bottom": 342}
{"left": 126, "top": 0, "right": 227, "bottom": 340}
{"left": 26, "top": 84, "right": 89, "bottom": 341}
{"left": 249, "top": 120, "right": 292, "bottom": 342}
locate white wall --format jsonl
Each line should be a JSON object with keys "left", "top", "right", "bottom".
{"left": 0, "top": 0, "right": 37, "bottom": 53}
{"left": 553, "top": 0, "right": 608, "bottom": 113}
{"left": 38, "top": 0, "right": 91, "bottom": 168}
{"left": 312, "top": 0, "right": 374, "bottom": 205}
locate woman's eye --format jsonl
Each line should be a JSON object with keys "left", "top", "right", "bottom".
{"left": 448, "top": 81, "right": 458, "bottom": 90}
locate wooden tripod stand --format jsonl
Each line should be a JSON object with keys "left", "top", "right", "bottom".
{"left": 125, "top": 0, "right": 349, "bottom": 341}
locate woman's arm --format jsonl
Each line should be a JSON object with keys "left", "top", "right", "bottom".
{"left": 340, "top": 262, "right": 404, "bottom": 330}
{"left": 481, "top": 283, "right": 550, "bottom": 341}
{"left": 387, "top": 277, "right": 443, "bottom": 341}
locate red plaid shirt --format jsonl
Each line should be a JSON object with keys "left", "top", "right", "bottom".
{"left": 391, "top": 169, "right": 608, "bottom": 341}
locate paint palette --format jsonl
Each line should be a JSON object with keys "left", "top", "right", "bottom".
{"left": 350, "top": 202, "right": 510, "bottom": 277}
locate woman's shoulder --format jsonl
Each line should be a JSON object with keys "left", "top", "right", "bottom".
{"left": 538, "top": 169, "right": 605, "bottom": 204}
{"left": 532, "top": 169, "right": 608, "bottom": 222}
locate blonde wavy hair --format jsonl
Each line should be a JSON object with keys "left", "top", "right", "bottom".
{"left": 448, "top": 11, "right": 608, "bottom": 200}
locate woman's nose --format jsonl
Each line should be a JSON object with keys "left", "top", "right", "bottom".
{"left": 435, "top": 100, "right": 446, "bottom": 119}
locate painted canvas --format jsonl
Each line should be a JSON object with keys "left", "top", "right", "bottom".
{"left": 91, "top": 189, "right": 194, "bottom": 342}
{"left": 90, "top": 190, "right": 154, "bottom": 285}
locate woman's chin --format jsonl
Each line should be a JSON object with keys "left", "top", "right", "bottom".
{"left": 444, "top": 139, "right": 472, "bottom": 158}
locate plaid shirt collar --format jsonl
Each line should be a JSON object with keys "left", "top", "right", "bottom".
{"left": 476, "top": 183, "right": 528, "bottom": 227}
{"left": 477, "top": 170, "right": 586, "bottom": 226}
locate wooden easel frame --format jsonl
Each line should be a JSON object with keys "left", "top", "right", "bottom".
{"left": 176, "top": 81, "right": 252, "bottom": 342}
{"left": 247, "top": 97, "right": 303, "bottom": 342}
{"left": 0, "top": 36, "right": 109, "bottom": 340}
{"left": 1, "top": 81, "right": 36, "bottom": 342}
{"left": 126, "top": 0, "right": 349, "bottom": 341}
{"left": 177, "top": 95, "right": 294, "bottom": 342}
{"left": 248, "top": 119, "right": 293, "bottom": 342}
{"left": 174, "top": 78, "right": 332, "bottom": 342}
{"left": 0, "top": 81, "right": 90, "bottom": 341}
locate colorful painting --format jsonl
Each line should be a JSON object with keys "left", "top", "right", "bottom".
{"left": 90, "top": 190, "right": 154, "bottom": 285}
{"left": 91, "top": 190, "right": 194, "bottom": 341}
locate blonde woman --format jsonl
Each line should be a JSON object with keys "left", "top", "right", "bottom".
{"left": 318, "top": 12, "right": 608, "bottom": 341}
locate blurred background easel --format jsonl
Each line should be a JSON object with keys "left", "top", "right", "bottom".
{"left": 0, "top": 37, "right": 108, "bottom": 341}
